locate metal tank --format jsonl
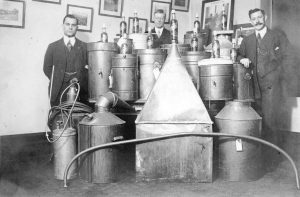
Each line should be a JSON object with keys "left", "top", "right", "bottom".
{"left": 181, "top": 51, "right": 210, "bottom": 91}
{"left": 87, "top": 42, "right": 118, "bottom": 102}
{"left": 78, "top": 96, "right": 126, "bottom": 183}
{"left": 129, "top": 33, "right": 148, "bottom": 50}
{"left": 233, "top": 63, "right": 254, "bottom": 101}
{"left": 198, "top": 58, "right": 233, "bottom": 100}
{"left": 135, "top": 42, "right": 213, "bottom": 182}
{"left": 111, "top": 54, "right": 138, "bottom": 101}
{"left": 53, "top": 127, "right": 77, "bottom": 180}
{"left": 160, "top": 43, "right": 191, "bottom": 56}
{"left": 215, "top": 100, "right": 263, "bottom": 181}
{"left": 137, "top": 48, "right": 166, "bottom": 100}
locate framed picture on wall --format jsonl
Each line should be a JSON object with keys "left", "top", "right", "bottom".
{"left": 201, "top": 0, "right": 234, "bottom": 30}
{"left": 172, "top": 0, "right": 190, "bottom": 12}
{"left": 150, "top": 1, "right": 171, "bottom": 24}
{"left": 67, "top": 5, "right": 94, "bottom": 32}
{"left": 32, "top": 0, "right": 61, "bottom": 4}
{"left": 0, "top": 0, "right": 25, "bottom": 28}
{"left": 99, "top": 0, "right": 124, "bottom": 18}
{"left": 128, "top": 17, "right": 148, "bottom": 34}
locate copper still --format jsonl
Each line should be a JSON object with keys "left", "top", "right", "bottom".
{"left": 137, "top": 48, "right": 166, "bottom": 100}
{"left": 111, "top": 54, "right": 138, "bottom": 101}
{"left": 135, "top": 42, "right": 213, "bottom": 182}
{"left": 198, "top": 58, "right": 233, "bottom": 101}
{"left": 78, "top": 95, "right": 126, "bottom": 183}
{"left": 87, "top": 42, "right": 118, "bottom": 102}
{"left": 181, "top": 51, "right": 210, "bottom": 91}
{"left": 215, "top": 100, "right": 263, "bottom": 181}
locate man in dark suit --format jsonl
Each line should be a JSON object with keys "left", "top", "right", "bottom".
{"left": 237, "top": 8, "right": 297, "bottom": 168}
{"left": 43, "top": 14, "right": 88, "bottom": 107}
{"left": 151, "top": 9, "right": 172, "bottom": 48}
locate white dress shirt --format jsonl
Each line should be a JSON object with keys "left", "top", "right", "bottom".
{"left": 63, "top": 35, "right": 76, "bottom": 47}
{"left": 155, "top": 27, "right": 164, "bottom": 38}
{"left": 255, "top": 26, "right": 267, "bottom": 39}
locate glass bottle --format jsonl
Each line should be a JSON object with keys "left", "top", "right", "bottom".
{"left": 146, "top": 26, "right": 153, "bottom": 49}
{"left": 221, "top": 4, "right": 227, "bottom": 30}
{"left": 120, "top": 16, "right": 127, "bottom": 38}
{"left": 191, "top": 28, "right": 198, "bottom": 51}
{"left": 212, "top": 34, "right": 220, "bottom": 58}
{"left": 170, "top": 10, "right": 178, "bottom": 43}
{"left": 133, "top": 11, "right": 139, "bottom": 33}
{"left": 101, "top": 24, "right": 108, "bottom": 43}
{"left": 194, "top": 13, "right": 201, "bottom": 34}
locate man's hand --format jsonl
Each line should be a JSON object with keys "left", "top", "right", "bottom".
{"left": 70, "top": 77, "right": 78, "bottom": 84}
{"left": 240, "top": 58, "right": 251, "bottom": 68}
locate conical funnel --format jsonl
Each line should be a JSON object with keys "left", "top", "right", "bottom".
{"left": 136, "top": 42, "right": 212, "bottom": 124}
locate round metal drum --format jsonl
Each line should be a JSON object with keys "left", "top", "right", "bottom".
{"left": 114, "top": 37, "right": 134, "bottom": 54}
{"left": 215, "top": 100, "right": 263, "bottom": 181}
{"left": 137, "top": 49, "right": 166, "bottom": 100}
{"left": 78, "top": 111, "right": 125, "bottom": 183}
{"left": 160, "top": 43, "right": 190, "bottom": 55}
{"left": 198, "top": 58, "right": 233, "bottom": 100}
{"left": 233, "top": 63, "right": 254, "bottom": 101}
{"left": 129, "top": 33, "right": 148, "bottom": 50}
{"left": 181, "top": 51, "right": 210, "bottom": 91}
{"left": 112, "top": 54, "right": 138, "bottom": 101}
{"left": 87, "top": 42, "right": 118, "bottom": 102}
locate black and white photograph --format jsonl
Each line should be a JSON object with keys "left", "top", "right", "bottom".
{"left": 99, "top": 0, "right": 124, "bottom": 18}
{"left": 32, "top": 0, "right": 61, "bottom": 4}
{"left": 172, "top": 0, "right": 190, "bottom": 12}
{"left": 67, "top": 4, "right": 93, "bottom": 32}
{"left": 0, "top": 0, "right": 25, "bottom": 28}
{"left": 150, "top": 0, "right": 171, "bottom": 24}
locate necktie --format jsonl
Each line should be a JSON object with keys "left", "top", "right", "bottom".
{"left": 67, "top": 40, "right": 72, "bottom": 51}
{"left": 157, "top": 29, "right": 161, "bottom": 38}
{"left": 257, "top": 33, "right": 261, "bottom": 45}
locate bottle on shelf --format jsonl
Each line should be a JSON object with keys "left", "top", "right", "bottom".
{"left": 100, "top": 24, "right": 108, "bottom": 43}
{"left": 221, "top": 4, "right": 227, "bottom": 30}
{"left": 133, "top": 11, "right": 139, "bottom": 34}
{"left": 146, "top": 26, "right": 153, "bottom": 49}
{"left": 120, "top": 16, "right": 127, "bottom": 38}
{"left": 193, "top": 13, "right": 201, "bottom": 34}
{"left": 191, "top": 27, "right": 198, "bottom": 51}
{"left": 170, "top": 10, "right": 178, "bottom": 43}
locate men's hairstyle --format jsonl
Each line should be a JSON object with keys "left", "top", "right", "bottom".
{"left": 63, "top": 14, "right": 78, "bottom": 25}
{"left": 154, "top": 9, "right": 166, "bottom": 17}
{"left": 248, "top": 8, "right": 265, "bottom": 18}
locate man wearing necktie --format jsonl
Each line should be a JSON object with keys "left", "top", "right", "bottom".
{"left": 151, "top": 9, "right": 172, "bottom": 48}
{"left": 43, "top": 14, "right": 88, "bottom": 107}
{"left": 237, "top": 8, "right": 297, "bottom": 170}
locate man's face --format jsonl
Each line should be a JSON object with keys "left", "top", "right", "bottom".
{"left": 63, "top": 17, "right": 78, "bottom": 37}
{"left": 154, "top": 13, "right": 165, "bottom": 28}
{"left": 250, "top": 10, "right": 267, "bottom": 31}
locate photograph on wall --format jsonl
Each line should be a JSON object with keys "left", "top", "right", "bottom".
{"left": 99, "top": 0, "right": 124, "bottom": 18}
{"left": 201, "top": 0, "right": 234, "bottom": 30}
{"left": 32, "top": 0, "right": 61, "bottom": 4}
{"left": 172, "top": 0, "right": 190, "bottom": 12}
{"left": 0, "top": 0, "right": 25, "bottom": 28}
{"left": 128, "top": 17, "right": 148, "bottom": 34}
{"left": 67, "top": 5, "right": 93, "bottom": 32}
{"left": 150, "top": 1, "right": 171, "bottom": 24}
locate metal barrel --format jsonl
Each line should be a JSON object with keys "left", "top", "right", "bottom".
{"left": 111, "top": 54, "right": 138, "bottom": 101}
{"left": 53, "top": 127, "right": 77, "bottom": 180}
{"left": 233, "top": 63, "right": 254, "bottom": 101}
{"left": 87, "top": 42, "right": 118, "bottom": 102}
{"left": 198, "top": 59, "right": 233, "bottom": 101}
{"left": 129, "top": 33, "right": 148, "bottom": 50}
{"left": 181, "top": 51, "right": 210, "bottom": 91}
{"left": 215, "top": 100, "right": 263, "bottom": 181}
{"left": 114, "top": 37, "right": 134, "bottom": 54}
{"left": 78, "top": 111, "right": 126, "bottom": 183}
{"left": 137, "top": 49, "right": 167, "bottom": 100}
{"left": 160, "top": 43, "right": 191, "bottom": 56}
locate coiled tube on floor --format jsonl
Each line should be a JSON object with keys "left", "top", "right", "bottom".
{"left": 63, "top": 132, "right": 300, "bottom": 190}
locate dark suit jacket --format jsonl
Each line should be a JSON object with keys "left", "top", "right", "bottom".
{"left": 237, "top": 28, "right": 294, "bottom": 97}
{"left": 43, "top": 38, "right": 88, "bottom": 105}
{"left": 151, "top": 28, "right": 172, "bottom": 48}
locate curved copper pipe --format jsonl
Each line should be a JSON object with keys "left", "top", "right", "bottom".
{"left": 63, "top": 132, "right": 300, "bottom": 190}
